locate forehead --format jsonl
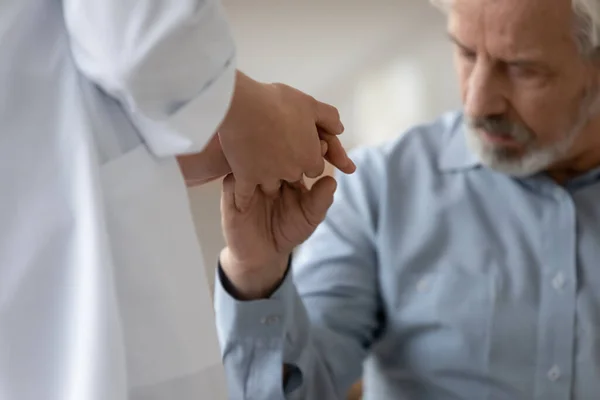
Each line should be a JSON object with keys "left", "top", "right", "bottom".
{"left": 449, "top": 0, "right": 577, "bottom": 57}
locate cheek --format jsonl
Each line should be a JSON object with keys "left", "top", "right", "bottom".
{"left": 511, "top": 93, "right": 578, "bottom": 142}
{"left": 454, "top": 55, "right": 471, "bottom": 102}
{"left": 511, "top": 70, "right": 592, "bottom": 138}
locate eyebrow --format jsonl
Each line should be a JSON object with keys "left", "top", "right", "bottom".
{"left": 446, "top": 32, "right": 546, "bottom": 67}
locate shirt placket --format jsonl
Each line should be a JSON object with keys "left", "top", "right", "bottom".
{"left": 534, "top": 188, "right": 577, "bottom": 400}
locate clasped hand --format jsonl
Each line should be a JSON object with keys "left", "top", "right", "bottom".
{"left": 216, "top": 72, "right": 356, "bottom": 299}
{"left": 217, "top": 72, "right": 355, "bottom": 211}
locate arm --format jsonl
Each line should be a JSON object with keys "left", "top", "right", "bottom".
{"left": 173, "top": 71, "right": 354, "bottom": 186}
{"left": 62, "top": 0, "right": 355, "bottom": 192}
{"left": 62, "top": 0, "right": 235, "bottom": 157}
{"left": 215, "top": 151, "right": 382, "bottom": 398}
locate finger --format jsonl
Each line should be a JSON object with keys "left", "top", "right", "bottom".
{"left": 304, "top": 148, "right": 326, "bottom": 179}
{"left": 320, "top": 139, "right": 328, "bottom": 157}
{"left": 233, "top": 179, "right": 256, "bottom": 212}
{"left": 260, "top": 180, "right": 282, "bottom": 197}
{"left": 185, "top": 175, "right": 223, "bottom": 187}
{"left": 314, "top": 100, "right": 344, "bottom": 135}
{"left": 289, "top": 177, "right": 309, "bottom": 194}
{"left": 221, "top": 173, "right": 237, "bottom": 212}
{"left": 300, "top": 176, "right": 337, "bottom": 227}
{"left": 319, "top": 130, "right": 356, "bottom": 174}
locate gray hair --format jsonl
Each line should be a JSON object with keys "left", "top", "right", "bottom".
{"left": 430, "top": 0, "right": 600, "bottom": 57}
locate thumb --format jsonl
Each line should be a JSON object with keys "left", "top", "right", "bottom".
{"left": 299, "top": 176, "right": 337, "bottom": 227}
{"left": 221, "top": 173, "right": 236, "bottom": 212}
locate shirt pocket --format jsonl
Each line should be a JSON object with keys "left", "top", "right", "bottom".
{"left": 393, "top": 262, "right": 496, "bottom": 374}
{"left": 419, "top": 263, "right": 495, "bottom": 326}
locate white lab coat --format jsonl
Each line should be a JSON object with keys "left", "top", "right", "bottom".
{"left": 0, "top": 0, "right": 235, "bottom": 399}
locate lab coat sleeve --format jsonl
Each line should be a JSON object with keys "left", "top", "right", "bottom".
{"left": 62, "top": 0, "right": 236, "bottom": 157}
{"left": 214, "top": 148, "right": 383, "bottom": 399}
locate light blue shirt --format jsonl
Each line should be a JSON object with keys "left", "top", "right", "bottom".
{"left": 215, "top": 111, "right": 600, "bottom": 400}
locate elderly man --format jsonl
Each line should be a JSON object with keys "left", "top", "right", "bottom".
{"left": 215, "top": 0, "right": 600, "bottom": 398}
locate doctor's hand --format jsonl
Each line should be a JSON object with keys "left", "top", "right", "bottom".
{"left": 218, "top": 71, "right": 355, "bottom": 211}
{"left": 219, "top": 173, "right": 336, "bottom": 300}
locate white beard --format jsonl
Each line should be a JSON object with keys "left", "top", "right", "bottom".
{"left": 465, "top": 89, "right": 600, "bottom": 177}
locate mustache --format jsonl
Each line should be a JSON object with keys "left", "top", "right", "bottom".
{"left": 467, "top": 115, "right": 532, "bottom": 142}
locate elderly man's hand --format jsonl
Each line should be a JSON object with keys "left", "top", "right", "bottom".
{"left": 219, "top": 172, "right": 336, "bottom": 300}
{"left": 218, "top": 71, "right": 355, "bottom": 210}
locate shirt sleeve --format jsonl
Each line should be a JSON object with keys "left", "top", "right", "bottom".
{"left": 214, "top": 148, "right": 383, "bottom": 399}
{"left": 62, "top": 0, "right": 236, "bottom": 157}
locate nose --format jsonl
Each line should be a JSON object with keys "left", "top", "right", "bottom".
{"left": 464, "top": 60, "right": 507, "bottom": 119}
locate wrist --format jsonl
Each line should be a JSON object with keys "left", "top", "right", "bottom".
{"left": 219, "top": 71, "right": 262, "bottom": 135}
{"left": 218, "top": 72, "right": 280, "bottom": 141}
{"left": 219, "top": 247, "right": 290, "bottom": 300}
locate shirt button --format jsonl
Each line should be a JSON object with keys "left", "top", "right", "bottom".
{"left": 552, "top": 272, "right": 566, "bottom": 290}
{"left": 547, "top": 365, "right": 561, "bottom": 382}
{"left": 260, "top": 315, "right": 281, "bottom": 325}
{"left": 416, "top": 277, "right": 430, "bottom": 292}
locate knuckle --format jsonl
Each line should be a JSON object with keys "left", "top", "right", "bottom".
{"left": 284, "top": 165, "right": 302, "bottom": 181}
{"left": 329, "top": 105, "right": 341, "bottom": 119}
{"left": 309, "top": 154, "right": 325, "bottom": 168}
{"left": 286, "top": 170, "right": 303, "bottom": 182}
{"left": 306, "top": 95, "right": 318, "bottom": 112}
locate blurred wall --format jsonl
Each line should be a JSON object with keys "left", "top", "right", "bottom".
{"left": 188, "top": 0, "right": 461, "bottom": 290}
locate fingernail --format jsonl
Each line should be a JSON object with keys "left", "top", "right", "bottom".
{"left": 348, "top": 158, "right": 356, "bottom": 170}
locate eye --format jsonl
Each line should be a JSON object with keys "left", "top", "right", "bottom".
{"left": 457, "top": 46, "right": 476, "bottom": 62}
{"left": 506, "top": 63, "right": 541, "bottom": 80}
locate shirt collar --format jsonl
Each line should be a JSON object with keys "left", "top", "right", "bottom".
{"left": 564, "top": 164, "right": 600, "bottom": 190}
{"left": 437, "top": 112, "right": 481, "bottom": 173}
